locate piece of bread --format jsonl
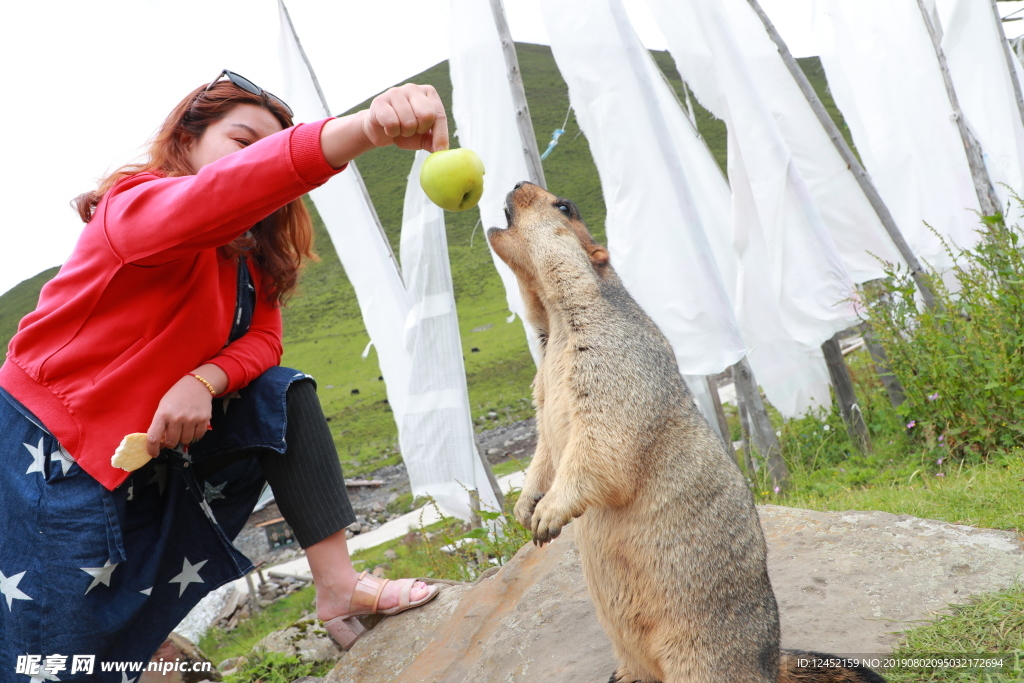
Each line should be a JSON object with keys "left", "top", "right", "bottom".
{"left": 111, "top": 433, "right": 152, "bottom": 471}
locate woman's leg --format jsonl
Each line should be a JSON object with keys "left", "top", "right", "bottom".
{"left": 258, "top": 380, "right": 431, "bottom": 619}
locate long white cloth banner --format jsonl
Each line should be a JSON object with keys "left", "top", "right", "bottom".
{"left": 449, "top": 0, "right": 541, "bottom": 364}
{"left": 931, "top": 0, "right": 1024, "bottom": 224}
{"left": 814, "top": 0, "right": 982, "bottom": 270}
{"left": 541, "top": 0, "right": 747, "bottom": 379}
{"left": 401, "top": 151, "right": 501, "bottom": 518}
{"left": 281, "top": 5, "right": 494, "bottom": 521}
{"left": 647, "top": 0, "right": 900, "bottom": 286}
{"left": 278, "top": 2, "right": 413, "bottom": 427}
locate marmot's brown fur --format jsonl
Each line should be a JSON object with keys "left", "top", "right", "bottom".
{"left": 488, "top": 183, "right": 884, "bottom": 683}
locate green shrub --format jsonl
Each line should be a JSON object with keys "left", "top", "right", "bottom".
{"left": 864, "top": 211, "right": 1024, "bottom": 460}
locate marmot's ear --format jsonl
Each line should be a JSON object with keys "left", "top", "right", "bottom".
{"left": 589, "top": 245, "right": 609, "bottom": 269}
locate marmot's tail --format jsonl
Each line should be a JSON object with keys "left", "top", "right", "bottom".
{"left": 779, "top": 650, "right": 887, "bottom": 683}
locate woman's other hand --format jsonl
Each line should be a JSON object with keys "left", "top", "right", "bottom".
{"left": 145, "top": 365, "right": 227, "bottom": 456}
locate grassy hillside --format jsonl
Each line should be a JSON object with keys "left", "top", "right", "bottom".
{"left": 0, "top": 48, "right": 848, "bottom": 476}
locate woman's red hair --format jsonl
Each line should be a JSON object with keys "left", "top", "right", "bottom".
{"left": 73, "top": 80, "right": 316, "bottom": 305}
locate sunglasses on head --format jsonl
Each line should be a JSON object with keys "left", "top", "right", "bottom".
{"left": 205, "top": 69, "right": 294, "bottom": 118}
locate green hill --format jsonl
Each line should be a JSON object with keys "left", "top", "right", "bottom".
{"left": 0, "top": 47, "right": 849, "bottom": 476}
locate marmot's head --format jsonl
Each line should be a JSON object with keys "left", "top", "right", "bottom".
{"left": 487, "top": 182, "right": 609, "bottom": 290}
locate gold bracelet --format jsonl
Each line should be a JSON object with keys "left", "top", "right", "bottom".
{"left": 189, "top": 373, "right": 217, "bottom": 396}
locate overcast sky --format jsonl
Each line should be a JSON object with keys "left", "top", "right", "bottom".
{"left": 2, "top": 0, "right": 1022, "bottom": 297}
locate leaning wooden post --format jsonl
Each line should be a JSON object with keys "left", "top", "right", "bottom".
{"left": 857, "top": 320, "right": 906, "bottom": 409}
{"left": 821, "top": 334, "right": 872, "bottom": 452}
{"left": 989, "top": 0, "right": 1024, "bottom": 132}
{"left": 731, "top": 357, "right": 789, "bottom": 490}
{"left": 736, "top": 391, "right": 756, "bottom": 477}
{"left": 705, "top": 375, "right": 735, "bottom": 459}
{"left": 489, "top": 0, "right": 548, "bottom": 189}
{"left": 916, "top": 0, "right": 1003, "bottom": 218}
{"left": 746, "top": 0, "right": 937, "bottom": 310}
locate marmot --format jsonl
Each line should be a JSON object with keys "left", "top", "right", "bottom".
{"left": 487, "top": 182, "right": 884, "bottom": 683}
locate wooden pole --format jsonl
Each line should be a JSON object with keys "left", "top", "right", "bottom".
{"left": 821, "top": 333, "right": 872, "bottom": 452}
{"left": 489, "top": 0, "right": 548, "bottom": 189}
{"left": 916, "top": 0, "right": 1002, "bottom": 218}
{"left": 705, "top": 375, "right": 735, "bottom": 459}
{"left": 731, "top": 357, "right": 789, "bottom": 489}
{"left": 745, "top": 0, "right": 937, "bottom": 310}
{"left": 279, "top": 0, "right": 403, "bottom": 283}
{"left": 990, "top": 0, "right": 1024, "bottom": 137}
{"left": 857, "top": 321, "right": 906, "bottom": 409}
{"left": 736, "top": 389, "right": 756, "bottom": 477}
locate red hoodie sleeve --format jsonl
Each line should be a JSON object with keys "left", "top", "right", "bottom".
{"left": 101, "top": 118, "right": 342, "bottom": 264}
{"left": 207, "top": 284, "right": 283, "bottom": 393}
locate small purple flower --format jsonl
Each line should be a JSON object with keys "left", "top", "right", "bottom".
{"left": 936, "top": 472, "right": 945, "bottom": 477}
{"left": 907, "top": 420, "right": 916, "bottom": 429}
{"left": 938, "top": 435, "right": 945, "bottom": 443}
{"left": 773, "top": 486, "right": 780, "bottom": 494}
{"left": 937, "top": 458, "right": 944, "bottom": 465}
{"left": 928, "top": 392, "right": 940, "bottom": 402}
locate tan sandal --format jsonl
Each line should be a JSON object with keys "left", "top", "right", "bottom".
{"left": 323, "top": 571, "right": 440, "bottom": 650}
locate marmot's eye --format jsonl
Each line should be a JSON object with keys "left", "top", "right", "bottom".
{"left": 557, "top": 203, "right": 571, "bottom": 215}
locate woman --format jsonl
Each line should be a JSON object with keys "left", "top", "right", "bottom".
{"left": 0, "top": 71, "right": 444, "bottom": 677}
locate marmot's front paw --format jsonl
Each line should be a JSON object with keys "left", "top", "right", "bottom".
{"left": 531, "top": 495, "right": 572, "bottom": 546}
{"left": 513, "top": 490, "right": 544, "bottom": 530}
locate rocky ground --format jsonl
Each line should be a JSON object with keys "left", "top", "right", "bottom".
{"left": 232, "top": 418, "right": 539, "bottom": 569}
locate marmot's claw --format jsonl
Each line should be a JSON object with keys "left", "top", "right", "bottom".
{"left": 530, "top": 496, "right": 568, "bottom": 546}
{"left": 514, "top": 491, "right": 544, "bottom": 530}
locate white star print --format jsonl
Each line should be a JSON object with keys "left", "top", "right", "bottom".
{"left": 127, "top": 481, "right": 134, "bottom": 502}
{"left": 204, "top": 481, "right": 227, "bottom": 501}
{"left": 80, "top": 560, "right": 118, "bottom": 595}
{"left": 24, "top": 437, "right": 46, "bottom": 476}
{"left": 0, "top": 569, "right": 32, "bottom": 610}
{"left": 168, "top": 557, "right": 207, "bottom": 597}
{"left": 140, "top": 587, "right": 152, "bottom": 596}
{"left": 120, "top": 672, "right": 137, "bottom": 683}
{"left": 49, "top": 446, "right": 74, "bottom": 476}
{"left": 147, "top": 463, "right": 168, "bottom": 495}
{"left": 29, "top": 673, "right": 60, "bottom": 682}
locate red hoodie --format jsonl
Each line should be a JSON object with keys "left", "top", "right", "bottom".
{"left": 0, "top": 118, "right": 343, "bottom": 490}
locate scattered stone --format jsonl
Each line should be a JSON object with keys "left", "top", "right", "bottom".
{"left": 146, "top": 633, "right": 221, "bottom": 683}
{"left": 258, "top": 614, "right": 343, "bottom": 662}
{"left": 371, "top": 502, "right": 385, "bottom": 513}
{"left": 387, "top": 492, "right": 400, "bottom": 504}
{"left": 384, "top": 549, "right": 398, "bottom": 561}
{"left": 372, "top": 566, "right": 387, "bottom": 577}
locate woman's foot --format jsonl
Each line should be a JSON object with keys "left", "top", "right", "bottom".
{"left": 316, "top": 571, "right": 440, "bottom": 650}
{"left": 315, "top": 571, "right": 435, "bottom": 623}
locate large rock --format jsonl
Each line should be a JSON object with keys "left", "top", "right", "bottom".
{"left": 761, "top": 505, "right": 1024, "bottom": 654}
{"left": 307, "top": 506, "right": 1024, "bottom": 682}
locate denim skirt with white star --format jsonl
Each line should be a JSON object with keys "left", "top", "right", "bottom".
{"left": 0, "top": 366, "right": 310, "bottom": 682}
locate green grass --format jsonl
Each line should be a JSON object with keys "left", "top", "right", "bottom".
{"left": 886, "top": 585, "right": 1024, "bottom": 682}
{"left": 0, "top": 266, "right": 59, "bottom": 346}
{"left": 198, "top": 584, "right": 317, "bottom": 662}
{"left": 222, "top": 650, "right": 334, "bottom": 683}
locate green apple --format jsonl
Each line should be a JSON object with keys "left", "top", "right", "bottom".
{"left": 419, "top": 148, "right": 486, "bottom": 212}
